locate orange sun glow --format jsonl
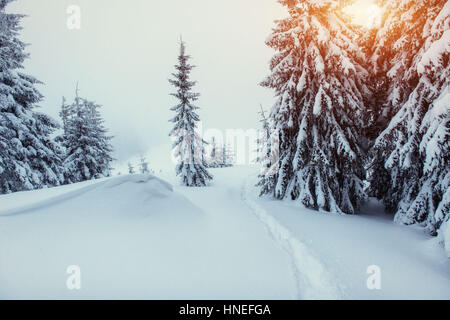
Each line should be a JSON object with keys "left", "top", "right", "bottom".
{"left": 343, "top": 0, "right": 383, "bottom": 28}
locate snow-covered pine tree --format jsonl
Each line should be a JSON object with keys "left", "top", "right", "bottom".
{"left": 256, "top": 131, "right": 279, "bottom": 196}
{"left": 256, "top": 104, "right": 279, "bottom": 195}
{"left": 201, "top": 139, "right": 209, "bottom": 168}
{"left": 62, "top": 87, "right": 114, "bottom": 183}
{"left": 208, "top": 137, "right": 221, "bottom": 168}
{"left": 367, "top": 0, "right": 449, "bottom": 234}
{"left": 55, "top": 96, "right": 73, "bottom": 148}
{"left": 367, "top": 0, "right": 444, "bottom": 202}
{"left": 59, "top": 96, "right": 72, "bottom": 136}
{"left": 169, "top": 40, "right": 212, "bottom": 187}
{"left": 0, "top": 0, "right": 63, "bottom": 193}
{"left": 220, "top": 144, "right": 227, "bottom": 168}
{"left": 128, "top": 162, "right": 135, "bottom": 174}
{"left": 139, "top": 156, "right": 150, "bottom": 174}
{"left": 256, "top": 109, "right": 280, "bottom": 196}
{"left": 258, "top": 0, "right": 372, "bottom": 214}
{"left": 221, "top": 143, "right": 234, "bottom": 168}
{"left": 255, "top": 105, "right": 271, "bottom": 164}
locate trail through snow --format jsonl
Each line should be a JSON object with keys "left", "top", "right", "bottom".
{"left": 241, "top": 175, "right": 342, "bottom": 299}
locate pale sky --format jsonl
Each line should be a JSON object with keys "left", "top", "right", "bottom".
{"left": 6, "top": 0, "right": 376, "bottom": 172}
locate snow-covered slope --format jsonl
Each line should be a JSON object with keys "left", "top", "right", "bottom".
{"left": 244, "top": 173, "right": 450, "bottom": 299}
{"left": 0, "top": 172, "right": 295, "bottom": 299}
{"left": 1, "top": 167, "right": 449, "bottom": 299}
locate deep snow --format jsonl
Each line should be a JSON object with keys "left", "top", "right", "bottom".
{"left": 0, "top": 171, "right": 295, "bottom": 299}
{"left": 0, "top": 166, "right": 449, "bottom": 299}
{"left": 245, "top": 172, "right": 450, "bottom": 300}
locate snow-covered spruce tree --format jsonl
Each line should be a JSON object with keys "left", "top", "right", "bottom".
{"left": 222, "top": 143, "right": 234, "bottom": 167}
{"left": 208, "top": 137, "right": 221, "bottom": 168}
{"left": 139, "top": 156, "right": 150, "bottom": 174}
{"left": 128, "top": 162, "right": 135, "bottom": 174}
{"left": 62, "top": 87, "right": 114, "bottom": 183}
{"left": 256, "top": 108, "right": 279, "bottom": 196}
{"left": 220, "top": 144, "right": 227, "bottom": 168}
{"left": 169, "top": 40, "right": 212, "bottom": 187}
{"left": 0, "top": 0, "right": 63, "bottom": 193}
{"left": 258, "top": 0, "right": 372, "bottom": 214}
{"left": 367, "top": 0, "right": 449, "bottom": 234}
{"left": 367, "top": 0, "right": 445, "bottom": 202}
{"left": 255, "top": 105, "right": 271, "bottom": 164}
{"left": 59, "top": 96, "right": 71, "bottom": 136}
{"left": 55, "top": 96, "right": 73, "bottom": 148}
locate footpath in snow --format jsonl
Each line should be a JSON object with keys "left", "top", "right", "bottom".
{"left": 242, "top": 170, "right": 450, "bottom": 300}
{"left": 0, "top": 166, "right": 449, "bottom": 299}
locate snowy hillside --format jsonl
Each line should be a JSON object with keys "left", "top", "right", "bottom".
{"left": 0, "top": 170, "right": 294, "bottom": 299}
{"left": 1, "top": 167, "right": 449, "bottom": 299}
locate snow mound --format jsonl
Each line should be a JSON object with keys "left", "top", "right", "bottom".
{"left": 0, "top": 174, "right": 195, "bottom": 220}
{"left": 0, "top": 168, "right": 296, "bottom": 299}
{"left": 102, "top": 174, "right": 173, "bottom": 197}
{"left": 0, "top": 174, "right": 205, "bottom": 299}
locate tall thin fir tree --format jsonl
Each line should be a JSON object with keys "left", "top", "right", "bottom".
{"left": 259, "top": 0, "right": 372, "bottom": 214}
{"left": 169, "top": 39, "right": 212, "bottom": 187}
{"left": 221, "top": 143, "right": 234, "bottom": 168}
{"left": 61, "top": 85, "right": 114, "bottom": 183}
{"left": 55, "top": 96, "right": 74, "bottom": 149}
{"left": 367, "top": 0, "right": 449, "bottom": 234}
{"left": 201, "top": 139, "right": 209, "bottom": 168}
{"left": 256, "top": 104, "right": 278, "bottom": 194}
{"left": 59, "top": 96, "right": 71, "bottom": 136}
{"left": 255, "top": 105, "right": 271, "bottom": 164}
{"left": 209, "top": 137, "right": 220, "bottom": 168}
{"left": 0, "top": 0, "right": 63, "bottom": 194}
{"left": 256, "top": 107, "right": 279, "bottom": 196}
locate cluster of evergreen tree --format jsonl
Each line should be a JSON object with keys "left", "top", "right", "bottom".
{"left": 58, "top": 86, "right": 114, "bottom": 184}
{"left": 0, "top": 0, "right": 114, "bottom": 193}
{"left": 138, "top": 156, "right": 151, "bottom": 174}
{"left": 127, "top": 156, "right": 152, "bottom": 175}
{"left": 259, "top": 0, "right": 449, "bottom": 235}
{"left": 207, "top": 137, "right": 234, "bottom": 168}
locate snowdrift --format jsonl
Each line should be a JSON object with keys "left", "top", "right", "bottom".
{"left": 0, "top": 174, "right": 194, "bottom": 219}
{"left": 0, "top": 172, "right": 295, "bottom": 299}
{"left": 1, "top": 168, "right": 449, "bottom": 299}
{"left": 0, "top": 174, "right": 207, "bottom": 299}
